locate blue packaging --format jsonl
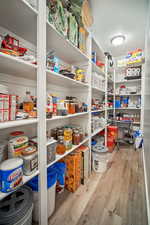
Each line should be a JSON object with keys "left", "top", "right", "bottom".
{"left": 0, "top": 158, "right": 23, "bottom": 193}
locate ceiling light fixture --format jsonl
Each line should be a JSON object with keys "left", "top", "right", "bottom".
{"left": 111, "top": 35, "right": 125, "bottom": 46}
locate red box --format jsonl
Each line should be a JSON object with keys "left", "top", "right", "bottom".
{"left": 0, "top": 109, "right": 9, "bottom": 122}
{"left": 9, "top": 95, "right": 17, "bottom": 121}
{"left": 0, "top": 94, "right": 9, "bottom": 110}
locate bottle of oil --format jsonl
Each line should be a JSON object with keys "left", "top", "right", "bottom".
{"left": 23, "top": 91, "right": 34, "bottom": 113}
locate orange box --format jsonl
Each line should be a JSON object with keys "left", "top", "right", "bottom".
{"left": 64, "top": 150, "right": 81, "bottom": 192}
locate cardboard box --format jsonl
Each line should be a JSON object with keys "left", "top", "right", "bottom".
{"left": 77, "top": 146, "right": 90, "bottom": 184}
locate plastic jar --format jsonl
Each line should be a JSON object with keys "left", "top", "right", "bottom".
{"left": 21, "top": 146, "right": 38, "bottom": 176}
{"left": 0, "top": 158, "right": 23, "bottom": 193}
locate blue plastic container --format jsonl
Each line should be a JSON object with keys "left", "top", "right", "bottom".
{"left": 27, "top": 162, "right": 66, "bottom": 191}
{"left": 115, "top": 100, "right": 121, "bottom": 108}
{"left": 27, "top": 165, "right": 57, "bottom": 191}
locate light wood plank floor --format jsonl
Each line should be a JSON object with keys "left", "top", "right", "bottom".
{"left": 48, "top": 147, "right": 148, "bottom": 225}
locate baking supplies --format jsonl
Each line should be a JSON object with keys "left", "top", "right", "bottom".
{"left": 8, "top": 136, "right": 28, "bottom": 158}
{"left": 0, "top": 158, "right": 23, "bottom": 193}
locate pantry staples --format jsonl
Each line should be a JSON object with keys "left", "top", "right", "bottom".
{"left": 0, "top": 84, "right": 88, "bottom": 123}
{"left": 47, "top": 95, "right": 88, "bottom": 118}
{"left": 46, "top": 51, "right": 87, "bottom": 84}
{"left": 50, "top": 125, "right": 87, "bottom": 156}
{"left": 92, "top": 51, "right": 105, "bottom": 73}
{"left": 0, "top": 158, "right": 23, "bottom": 193}
{"left": 0, "top": 130, "right": 38, "bottom": 193}
{"left": 91, "top": 115, "right": 106, "bottom": 133}
{"left": 8, "top": 136, "right": 28, "bottom": 158}
{"left": 91, "top": 98, "right": 105, "bottom": 111}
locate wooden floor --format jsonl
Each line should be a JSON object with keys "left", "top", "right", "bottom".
{"left": 48, "top": 147, "right": 148, "bottom": 225}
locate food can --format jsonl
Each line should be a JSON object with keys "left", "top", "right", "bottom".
{"left": 21, "top": 146, "right": 38, "bottom": 176}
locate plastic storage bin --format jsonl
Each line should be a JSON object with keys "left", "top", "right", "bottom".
{"left": 27, "top": 166, "right": 57, "bottom": 222}
{"left": 0, "top": 186, "right": 33, "bottom": 225}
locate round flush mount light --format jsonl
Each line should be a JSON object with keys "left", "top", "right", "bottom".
{"left": 111, "top": 35, "right": 125, "bottom": 46}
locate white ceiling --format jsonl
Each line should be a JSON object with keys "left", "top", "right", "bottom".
{"left": 89, "top": 0, "right": 148, "bottom": 57}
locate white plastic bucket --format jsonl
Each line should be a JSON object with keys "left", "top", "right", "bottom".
{"left": 32, "top": 181, "right": 56, "bottom": 222}
{"left": 92, "top": 151, "right": 107, "bottom": 173}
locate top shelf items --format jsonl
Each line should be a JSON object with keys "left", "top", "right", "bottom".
{"left": 0, "top": 0, "right": 37, "bottom": 45}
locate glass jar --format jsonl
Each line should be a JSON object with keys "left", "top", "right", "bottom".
{"left": 56, "top": 136, "right": 66, "bottom": 155}
{"left": 69, "top": 103, "right": 75, "bottom": 114}
{"left": 73, "top": 130, "right": 80, "bottom": 145}
{"left": 51, "top": 128, "right": 57, "bottom": 140}
{"left": 64, "top": 128, "right": 72, "bottom": 150}
{"left": 79, "top": 128, "right": 84, "bottom": 142}
{"left": 57, "top": 129, "right": 64, "bottom": 137}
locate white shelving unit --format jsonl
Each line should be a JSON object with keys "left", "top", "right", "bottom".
{"left": 0, "top": 1, "right": 109, "bottom": 225}
{"left": 114, "top": 59, "right": 143, "bottom": 129}
{"left": 91, "top": 36, "right": 107, "bottom": 147}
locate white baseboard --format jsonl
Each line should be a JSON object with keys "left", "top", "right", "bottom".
{"left": 143, "top": 148, "right": 150, "bottom": 225}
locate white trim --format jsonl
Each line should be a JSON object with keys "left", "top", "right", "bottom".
{"left": 37, "top": 0, "right": 47, "bottom": 224}
{"left": 143, "top": 148, "right": 150, "bottom": 225}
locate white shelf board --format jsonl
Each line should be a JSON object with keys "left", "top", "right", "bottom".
{"left": 46, "top": 139, "right": 57, "bottom": 146}
{"left": 46, "top": 70, "right": 89, "bottom": 88}
{"left": 47, "top": 22, "right": 89, "bottom": 64}
{"left": 115, "top": 93, "right": 141, "bottom": 96}
{"left": 115, "top": 108, "right": 141, "bottom": 110}
{"left": 92, "top": 86, "right": 105, "bottom": 93}
{"left": 107, "top": 108, "right": 114, "bottom": 110}
{"left": 114, "top": 120, "right": 140, "bottom": 125}
{"left": 91, "top": 109, "right": 105, "bottom": 113}
{"left": 92, "top": 62, "right": 105, "bottom": 77}
{"left": 47, "top": 112, "right": 89, "bottom": 122}
{"left": 116, "top": 79, "right": 141, "bottom": 84}
{"left": 0, "top": 170, "right": 39, "bottom": 200}
{"left": 0, "top": 52, "right": 37, "bottom": 78}
{"left": 91, "top": 126, "right": 105, "bottom": 137}
{"left": 0, "top": 0, "right": 37, "bottom": 45}
{"left": 0, "top": 113, "right": 89, "bottom": 129}
{"left": 0, "top": 118, "right": 38, "bottom": 130}
{"left": 47, "top": 137, "right": 89, "bottom": 168}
